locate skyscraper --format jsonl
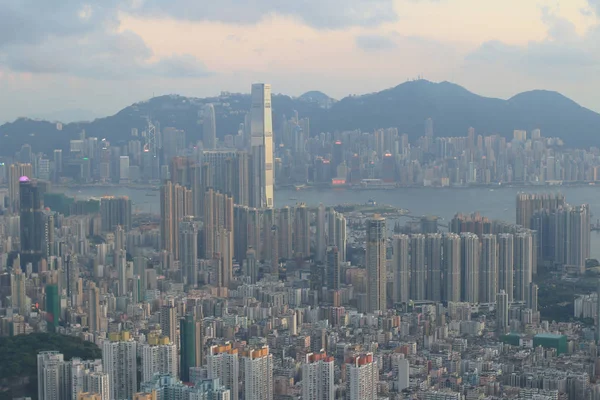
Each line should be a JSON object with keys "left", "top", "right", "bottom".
{"left": 326, "top": 246, "right": 340, "bottom": 290}
{"left": 140, "top": 337, "right": 178, "bottom": 383}
{"left": 20, "top": 176, "right": 45, "bottom": 269}
{"left": 250, "top": 83, "right": 274, "bottom": 209}
{"left": 316, "top": 204, "right": 326, "bottom": 262}
{"left": 345, "top": 353, "right": 378, "bottom": 400}
{"left": 514, "top": 232, "right": 533, "bottom": 302}
{"left": 207, "top": 343, "right": 239, "bottom": 399}
{"left": 479, "top": 234, "right": 498, "bottom": 304}
{"left": 496, "top": 290, "right": 509, "bottom": 335}
{"left": 442, "top": 233, "right": 461, "bottom": 302}
{"left": 46, "top": 284, "right": 60, "bottom": 332}
{"left": 88, "top": 282, "right": 101, "bottom": 332}
{"left": 410, "top": 234, "right": 426, "bottom": 301}
{"left": 160, "top": 181, "right": 193, "bottom": 260}
{"left": 180, "top": 314, "right": 203, "bottom": 383}
{"left": 393, "top": 234, "right": 410, "bottom": 304}
{"left": 426, "top": 233, "right": 442, "bottom": 301}
{"left": 100, "top": 196, "right": 132, "bottom": 232}
{"left": 278, "top": 206, "right": 293, "bottom": 260}
{"left": 294, "top": 203, "right": 310, "bottom": 258}
{"left": 102, "top": 332, "right": 137, "bottom": 400}
{"left": 244, "top": 247, "right": 259, "bottom": 284}
{"left": 240, "top": 346, "right": 273, "bottom": 400}
{"left": 160, "top": 305, "right": 178, "bottom": 345}
{"left": 9, "top": 162, "right": 32, "bottom": 212}
{"left": 366, "top": 216, "right": 386, "bottom": 313}
{"left": 302, "top": 351, "right": 335, "bottom": 400}
{"left": 37, "top": 351, "right": 67, "bottom": 400}
{"left": 203, "top": 103, "right": 217, "bottom": 149}
{"left": 11, "top": 266, "right": 27, "bottom": 315}
{"left": 497, "top": 233, "right": 514, "bottom": 302}
{"left": 461, "top": 233, "right": 480, "bottom": 303}
{"left": 179, "top": 217, "right": 199, "bottom": 288}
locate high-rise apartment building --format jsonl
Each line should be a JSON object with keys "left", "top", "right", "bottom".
{"left": 88, "top": 282, "right": 101, "bottom": 332}
{"left": 160, "top": 181, "right": 193, "bottom": 260}
{"left": 345, "top": 353, "right": 378, "bottom": 400}
{"left": 393, "top": 234, "right": 410, "bottom": 304}
{"left": 278, "top": 206, "right": 293, "bottom": 260}
{"left": 316, "top": 204, "right": 326, "bottom": 262}
{"left": 426, "top": 233, "right": 442, "bottom": 301}
{"left": 179, "top": 216, "right": 199, "bottom": 288}
{"left": 328, "top": 207, "right": 347, "bottom": 263}
{"left": 479, "top": 234, "right": 498, "bottom": 304}
{"left": 203, "top": 103, "right": 217, "bottom": 149}
{"left": 410, "top": 234, "right": 426, "bottom": 301}
{"left": 294, "top": 203, "right": 310, "bottom": 258}
{"left": 11, "top": 266, "right": 27, "bottom": 315}
{"left": 100, "top": 196, "right": 132, "bottom": 232}
{"left": 461, "top": 233, "right": 480, "bottom": 303}
{"left": 250, "top": 83, "right": 274, "bottom": 209}
{"left": 140, "top": 336, "right": 178, "bottom": 383}
{"left": 496, "top": 290, "right": 509, "bottom": 335}
{"left": 102, "top": 332, "right": 137, "bottom": 400}
{"left": 240, "top": 346, "right": 273, "bottom": 400}
{"left": 302, "top": 351, "right": 335, "bottom": 400}
{"left": 366, "top": 216, "right": 386, "bottom": 313}
{"left": 38, "top": 351, "right": 67, "bottom": 400}
{"left": 497, "top": 233, "right": 514, "bottom": 302}
{"left": 514, "top": 232, "right": 533, "bottom": 302}
{"left": 207, "top": 343, "right": 239, "bottom": 399}
{"left": 442, "top": 233, "right": 461, "bottom": 302}
{"left": 326, "top": 246, "right": 340, "bottom": 290}
{"left": 160, "top": 305, "right": 178, "bottom": 345}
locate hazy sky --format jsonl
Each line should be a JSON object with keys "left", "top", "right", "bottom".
{"left": 1, "top": 0, "right": 599, "bottom": 122}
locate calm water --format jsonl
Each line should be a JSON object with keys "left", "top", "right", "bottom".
{"left": 62, "top": 185, "right": 600, "bottom": 260}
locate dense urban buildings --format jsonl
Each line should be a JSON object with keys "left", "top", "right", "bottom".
{"left": 1, "top": 86, "right": 599, "bottom": 400}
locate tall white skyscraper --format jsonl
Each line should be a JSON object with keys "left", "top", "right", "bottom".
{"left": 461, "top": 233, "right": 480, "bottom": 303}
{"left": 140, "top": 338, "right": 178, "bottom": 383}
{"left": 38, "top": 351, "right": 67, "bottom": 400}
{"left": 207, "top": 343, "right": 239, "bottom": 400}
{"left": 366, "top": 216, "right": 386, "bottom": 313}
{"left": 203, "top": 103, "right": 217, "bottom": 149}
{"left": 179, "top": 217, "right": 199, "bottom": 288}
{"left": 393, "top": 354, "right": 409, "bottom": 391}
{"left": 302, "top": 351, "right": 335, "bottom": 400}
{"left": 250, "top": 83, "right": 274, "bottom": 209}
{"left": 497, "top": 233, "right": 514, "bottom": 302}
{"left": 514, "top": 232, "right": 533, "bottom": 302}
{"left": 240, "top": 346, "right": 273, "bottom": 400}
{"left": 425, "top": 233, "right": 442, "bottom": 301}
{"left": 345, "top": 353, "right": 378, "bottom": 400}
{"left": 102, "top": 332, "right": 137, "bottom": 400}
{"left": 316, "top": 204, "right": 326, "bottom": 262}
{"left": 496, "top": 290, "right": 509, "bottom": 335}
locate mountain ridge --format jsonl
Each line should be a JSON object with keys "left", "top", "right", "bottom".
{"left": 0, "top": 80, "right": 598, "bottom": 156}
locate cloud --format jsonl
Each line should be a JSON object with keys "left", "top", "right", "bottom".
{"left": 127, "top": 0, "right": 398, "bottom": 29}
{"left": 0, "top": 1, "right": 210, "bottom": 79}
{"left": 466, "top": 7, "right": 600, "bottom": 76}
{"left": 356, "top": 34, "right": 398, "bottom": 51}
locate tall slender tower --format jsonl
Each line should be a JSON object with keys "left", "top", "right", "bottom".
{"left": 461, "top": 233, "right": 480, "bottom": 303}
{"left": 366, "top": 216, "right": 386, "bottom": 313}
{"left": 442, "top": 233, "right": 461, "bottom": 302}
{"left": 294, "top": 204, "right": 311, "bottom": 258}
{"left": 392, "top": 234, "right": 410, "bottom": 304}
{"left": 250, "top": 83, "right": 274, "bottom": 208}
{"left": 479, "top": 234, "right": 498, "bottom": 304}
{"left": 179, "top": 217, "right": 199, "bottom": 288}
{"left": 203, "top": 103, "right": 217, "bottom": 149}
{"left": 496, "top": 290, "right": 509, "bottom": 335}
{"left": 425, "top": 233, "right": 442, "bottom": 301}
{"left": 514, "top": 232, "right": 533, "bottom": 302}
{"left": 302, "top": 351, "right": 335, "bottom": 400}
{"left": 498, "top": 233, "right": 514, "bottom": 302}
{"left": 316, "top": 204, "right": 326, "bottom": 262}
{"left": 410, "top": 234, "right": 426, "bottom": 301}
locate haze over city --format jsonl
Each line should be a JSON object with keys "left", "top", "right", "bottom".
{"left": 2, "top": 0, "right": 600, "bottom": 122}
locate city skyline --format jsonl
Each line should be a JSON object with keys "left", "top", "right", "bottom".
{"left": 2, "top": 1, "right": 600, "bottom": 123}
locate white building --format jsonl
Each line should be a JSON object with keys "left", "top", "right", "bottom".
{"left": 102, "top": 332, "right": 137, "bottom": 400}
{"left": 250, "top": 83, "right": 274, "bottom": 209}
{"left": 141, "top": 339, "right": 178, "bottom": 384}
{"left": 345, "top": 353, "right": 378, "bottom": 400}
{"left": 240, "top": 346, "right": 273, "bottom": 400}
{"left": 302, "top": 352, "right": 335, "bottom": 400}
{"left": 207, "top": 343, "right": 239, "bottom": 400}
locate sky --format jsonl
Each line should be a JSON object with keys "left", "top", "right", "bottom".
{"left": 1, "top": 0, "right": 599, "bottom": 122}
